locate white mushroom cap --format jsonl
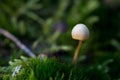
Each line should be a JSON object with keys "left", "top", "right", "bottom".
{"left": 71, "top": 24, "right": 90, "bottom": 41}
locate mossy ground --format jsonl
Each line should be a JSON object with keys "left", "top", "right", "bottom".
{"left": 1, "top": 57, "right": 117, "bottom": 80}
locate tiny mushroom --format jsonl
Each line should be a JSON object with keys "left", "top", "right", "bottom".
{"left": 71, "top": 24, "right": 90, "bottom": 64}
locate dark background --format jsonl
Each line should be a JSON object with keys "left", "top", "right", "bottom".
{"left": 0, "top": 0, "right": 120, "bottom": 66}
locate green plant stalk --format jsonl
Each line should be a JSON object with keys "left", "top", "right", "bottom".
{"left": 48, "top": 31, "right": 61, "bottom": 44}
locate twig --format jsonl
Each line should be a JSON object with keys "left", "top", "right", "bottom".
{"left": 0, "top": 28, "right": 36, "bottom": 57}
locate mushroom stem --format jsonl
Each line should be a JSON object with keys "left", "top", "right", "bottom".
{"left": 73, "top": 40, "right": 82, "bottom": 64}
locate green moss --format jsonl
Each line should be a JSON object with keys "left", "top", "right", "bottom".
{"left": 1, "top": 57, "right": 113, "bottom": 80}
{"left": 2, "top": 58, "right": 87, "bottom": 80}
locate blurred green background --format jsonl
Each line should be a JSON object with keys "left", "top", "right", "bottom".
{"left": 0, "top": 0, "right": 120, "bottom": 66}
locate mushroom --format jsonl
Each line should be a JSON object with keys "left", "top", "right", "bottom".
{"left": 71, "top": 24, "right": 90, "bottom": 64}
